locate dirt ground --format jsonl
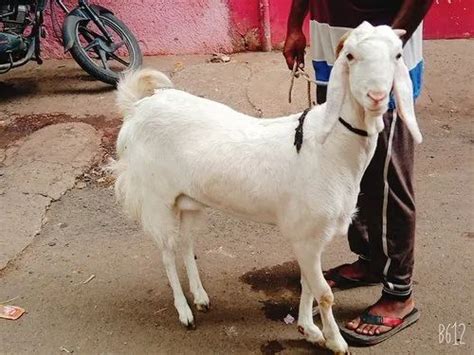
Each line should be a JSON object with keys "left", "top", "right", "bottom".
{"left": 0, "top": 40, "right": 473, "bottom": 354}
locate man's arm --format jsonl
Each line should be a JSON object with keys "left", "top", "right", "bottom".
{"left": 392, "top": 0, "right": 434, "bottom": 44}
{"left": 283, "top": 0, "right": 309, "bottom": 70}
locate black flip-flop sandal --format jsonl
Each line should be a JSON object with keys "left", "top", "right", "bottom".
{"left": 324, "top": 264, "right": 380, "bottom": 290}
{"left": 340, "top": 307, "right": 420, "bottom": 346}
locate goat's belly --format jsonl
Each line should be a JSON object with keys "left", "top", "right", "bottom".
{"left": 191, "top": 190, "right": 278, "bottom": 225}
{"left": 180, "top": 164, "right": 281, "bottom": 224}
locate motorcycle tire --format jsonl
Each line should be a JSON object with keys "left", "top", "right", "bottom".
{"left": 69, "top": 13, "right": 142, "bottom": 86}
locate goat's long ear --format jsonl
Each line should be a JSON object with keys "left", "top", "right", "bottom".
{"left": 393, "top": 59, "right": 423, "bottom": 144}
{"left": 393, "top": 29, "right": 407, "bottom": 38}
{"left": 317, "top": 55, "right": 348, "bottom": 144}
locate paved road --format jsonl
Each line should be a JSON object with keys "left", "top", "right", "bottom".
{"left": 0, "top": 40, "right": 472, "bottom": 354}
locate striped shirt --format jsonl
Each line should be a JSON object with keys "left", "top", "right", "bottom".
{"left": 310, "top": 0, "right": 423, "bottom": 100}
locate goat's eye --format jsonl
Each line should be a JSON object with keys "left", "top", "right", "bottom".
{"left": 396, "top": 53, "right": 402, "bottom": 59}
{"left": 346, "top": 53, "right": 354, "bottom": 61}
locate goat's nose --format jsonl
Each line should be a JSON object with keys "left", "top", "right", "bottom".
{"left": 367, "top": 91, "right": 387, "bottom": 102}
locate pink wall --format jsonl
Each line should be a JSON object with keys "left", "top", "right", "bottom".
{"left": 227, "top": 0, "right": 260, "bottom": 51}
{"left": 234, "top": 0, "right": 473, "bottom": 47}
{"left": 42, "top": 0, "right": 472, "bottom": 58}
{"left": 43, "top": 0, "right": 235, "bottom": 57}
{"left": 424, "top": 0, "right": 473, "bottom": 39}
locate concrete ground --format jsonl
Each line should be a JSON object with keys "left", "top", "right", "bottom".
{"left": 0, "top": 40, "right": 473, "bottom": 354}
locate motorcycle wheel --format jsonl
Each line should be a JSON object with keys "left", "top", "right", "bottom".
{"left": 69, "top": 13, "right": 142, "bottom": 86}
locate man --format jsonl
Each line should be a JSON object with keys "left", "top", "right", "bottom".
{"left": 283, "top": 0, "right": 433, "bottom": 344}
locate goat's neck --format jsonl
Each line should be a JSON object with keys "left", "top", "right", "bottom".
{"left": 339, "top": 94, "right": 384, "bottom": 136}
{"left": 324, "top": 94, "right": 382, "bottom": 183}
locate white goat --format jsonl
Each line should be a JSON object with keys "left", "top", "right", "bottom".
{"left": 112, "top": 22, "right": 422, "bottom": 354}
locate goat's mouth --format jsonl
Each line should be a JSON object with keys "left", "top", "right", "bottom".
{"left": 367, "top": 107, "right": 383, "bottom": 112}
{"left": 365, "top": 106, "right": 386, "bottom": 116}
{"left": 366, "top": 100, "right": 388, "bottom": 113}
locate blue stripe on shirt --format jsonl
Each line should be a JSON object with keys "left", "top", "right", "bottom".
{"left": 312, "top": 59, "right": 424, "bottom": 106}
{"left": 313, "top": 60, "right": 332, "bottom": 83}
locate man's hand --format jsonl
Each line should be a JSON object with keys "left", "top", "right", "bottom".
{"left": 392, "top": 0, "right": 434, "bottom": 44}
{"left": 284, "top": 0, "right": 309, "bottom": 70}
{"left": 283, "top": 30, "right": 306, "bottom": 70}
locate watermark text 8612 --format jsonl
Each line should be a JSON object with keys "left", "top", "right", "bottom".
{"left": 439, "top": 322, "right": 466, "bottom": 345}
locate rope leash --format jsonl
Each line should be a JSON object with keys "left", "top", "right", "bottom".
{"left": 288, "top": 61, "right": 318, "bottom": 108}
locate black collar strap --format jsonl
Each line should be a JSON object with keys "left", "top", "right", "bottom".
{"left": 338, "top": 117, "right": 369, "bottom": 137}
{"left": 294, "top": 111, "right": 369, "bottom": 154}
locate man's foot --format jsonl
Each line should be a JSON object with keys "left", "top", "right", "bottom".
{"left": 346, "top": 295, "right": 415, "bottom": 335}
{"left": 325, "top": 259, "right": 379, "bottom": 288}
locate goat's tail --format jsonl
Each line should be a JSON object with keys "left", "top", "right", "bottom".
{"left": 116, "top": 68, "right": 173, "bottom": 117}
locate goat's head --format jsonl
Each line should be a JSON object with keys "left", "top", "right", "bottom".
{"left": 319, "top": 21, "right": 422, "bottom": 144}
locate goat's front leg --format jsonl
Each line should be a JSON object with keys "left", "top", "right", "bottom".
{"left": 293, "top": 240, "right": 349, "bottom": 354}
{"left": 297, "top": 276, "right": 325, "bottom": 346}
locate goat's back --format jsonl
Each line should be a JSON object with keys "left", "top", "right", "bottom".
{"left": 113, "top": 87, "right": 309, "bottom": 224}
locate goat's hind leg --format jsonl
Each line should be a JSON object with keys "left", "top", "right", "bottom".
{"left": 180, "top": 209, "right": 210, "bottom": 312}
{"left": 147, "top": 205, "right": 195, "bottom": 328}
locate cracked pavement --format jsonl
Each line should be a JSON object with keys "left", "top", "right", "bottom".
{"left": 0, "top": 123, "right": 101, "bottom": 270}
{"left": 0, "top": 41, "right": 473, "bottom": 354}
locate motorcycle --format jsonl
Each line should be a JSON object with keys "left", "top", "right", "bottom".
{"left": 0, "top": 0, "right": 142, "bottom": 85}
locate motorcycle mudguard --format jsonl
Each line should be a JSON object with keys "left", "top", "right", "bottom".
{"left": 62, "top": 5, "right": 114, "bottom": 52}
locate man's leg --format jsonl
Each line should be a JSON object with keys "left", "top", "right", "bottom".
{"left": 346, "top": 110, "right": 417, "bottom": 336}
{"left": 325, "top": 186, "right": 376, "bottom": 286}
{"left": 316, "top": 84, "right": 327, "bottom": 105}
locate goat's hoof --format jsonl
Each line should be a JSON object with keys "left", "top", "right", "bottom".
{"left": 196, "top": 302, "right": 210, "bottom": 312}
{"left": 185, "top": 321, "right": 196, "bottom": 330}
{"left": 324, "top": 335, "right": 349, "bottom": 354}
{"left": 298, "top": 324, "right": 325, "bottom": 348}
{"left": 193, "top": 289, "right": 210, "bottom": 312}
{"left": 177, "top": 303, "right": 195, "bottom": 329}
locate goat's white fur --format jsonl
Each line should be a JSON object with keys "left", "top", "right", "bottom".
{"left": 112, "top": 23, "right": 421, "bottom": 354}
